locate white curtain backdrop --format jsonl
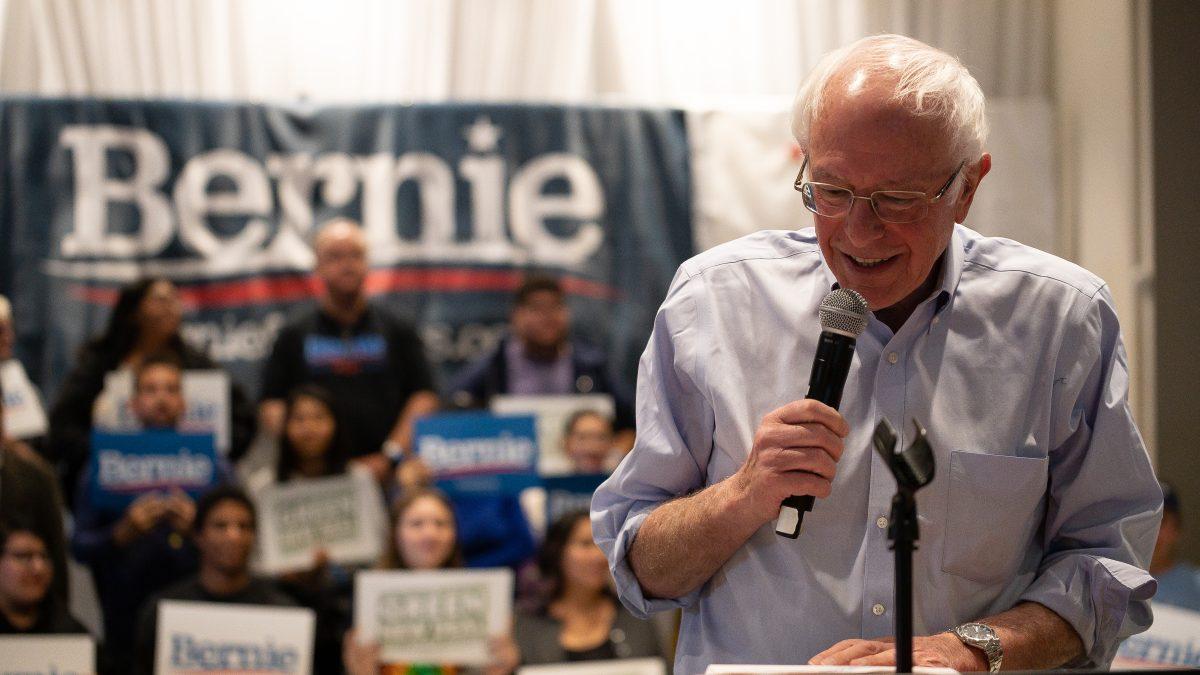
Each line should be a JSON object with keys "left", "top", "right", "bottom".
{"left": 0, "top": 0, "right": 1051, "bottom": 103}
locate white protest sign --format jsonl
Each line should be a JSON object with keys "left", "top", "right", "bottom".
{"left": 355, "top": 568, "right": 513, "bottom": 666}
{"left": 0, "top": 634, "right": 94, "bottom": 674}
{"left": 255, "top": 471, "right": 386, "bottom": 574}
{"left": 0, "top": 358, "right": 48, "bottom": 439}
{"left": 155, "top": 600, "right": 315, "bottom": 675}
{"left": 1113, "top": 602, "right": 1200, "bottom": 668}
{"left": 491, "top": 393, "right": 614, "bottom": 475}
{"left": 93, "top": 368, "right": 232, "bottom": 454}
{"left": 520, "top": 658, "right": 666, "bottom": 675}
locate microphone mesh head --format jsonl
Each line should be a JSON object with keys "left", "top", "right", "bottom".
{"left": 819, "top": 288, "right": 869, "bottom": 337}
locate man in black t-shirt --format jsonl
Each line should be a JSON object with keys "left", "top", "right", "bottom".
{"left": 259, "top": 219, "right": 439, "bottom": 482}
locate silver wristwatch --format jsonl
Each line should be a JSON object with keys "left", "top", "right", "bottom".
{"left": 952, "top": 622, "right": 1002, "bottom": 672}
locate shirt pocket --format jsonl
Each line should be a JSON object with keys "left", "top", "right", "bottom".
{"left": 940, "top": 449, "right": 1048, "bottom": 584}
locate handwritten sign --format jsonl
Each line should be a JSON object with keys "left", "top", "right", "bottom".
{"left": 255, "top": 472, "right": 386, "bottom": 574}
{"left": 355, "top": 568, "right": 513, "bottom": 666}
{"left": 87, "top": 430, "right": 219, "bottom": 512}
{"left": 155, "top": 600, "right": 315, "bottom": 675}
{"left": 0, "top": 635, "right": 94, "bottom": 674}
{"left": 415, "top": 413, "right": 539, "bottom": 496}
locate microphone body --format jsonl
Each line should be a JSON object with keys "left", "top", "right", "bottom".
{"left": 775, "top": 288, "right": 868, "bottom": 538}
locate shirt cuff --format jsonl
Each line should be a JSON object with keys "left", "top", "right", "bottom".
{"left": 1019, "top": 554, "right": 1157, "bottom": 666}
{"left": 608, "top": 509, "right": 704, "bottom": 619}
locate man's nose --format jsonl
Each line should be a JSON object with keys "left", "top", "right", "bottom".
{"left": 842, "top": 196, "right": 886, "bottom": 246}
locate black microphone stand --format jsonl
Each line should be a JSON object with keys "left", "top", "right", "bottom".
{"left": 872, "top": 418, "right": 936, "bottom": 674}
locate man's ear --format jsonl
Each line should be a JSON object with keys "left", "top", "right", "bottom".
{"left": 953, "top": 153, "right": 992, "bottom": 224}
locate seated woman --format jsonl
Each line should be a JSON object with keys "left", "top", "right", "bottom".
{"left": 514, "top": 510, "right": 663, "bottom": 665}
{"left": 344, "top": 488, "right": 518, "bottom": 675}
{"left": 0, "top": 520, "right": 86, "bottom": 634}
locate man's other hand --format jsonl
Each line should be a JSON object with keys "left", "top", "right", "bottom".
{"left": 810, "top": 634, "right": 988, "bottom": 671}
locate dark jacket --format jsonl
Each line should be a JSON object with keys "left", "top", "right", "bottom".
{"left": 447, "top": 336, "right": 633, "bottom": 430}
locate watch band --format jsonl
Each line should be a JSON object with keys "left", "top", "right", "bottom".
{"left": 952, "top": 622, "right": 1003, "bottom": 672}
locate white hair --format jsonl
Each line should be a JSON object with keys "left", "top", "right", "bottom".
{"left": 791, "top": 34, "right": 988, "bottom": 160}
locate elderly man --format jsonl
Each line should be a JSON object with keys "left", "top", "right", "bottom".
{"left": 592, "top": 34, "right": 1161, "bottom": 672}
{"left": 260, "top": 218, "right": 439, "bottom": 482}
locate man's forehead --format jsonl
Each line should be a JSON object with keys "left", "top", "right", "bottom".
{"left": 315, "top": 223, "right": 366, "bottom": 254}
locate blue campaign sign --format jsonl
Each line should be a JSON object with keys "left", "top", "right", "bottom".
{"left": 414, "top": 412, "right": 539, "bottom": 496}
{"left": 88, "top": 430, "right": 220, "bottom": 512}
{"left": 542, "top": 473, "right": 609, "bottom": 527}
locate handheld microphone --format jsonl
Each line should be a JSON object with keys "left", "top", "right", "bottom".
{"left": 775, "top": 287, "right": 869, "bottom": 538}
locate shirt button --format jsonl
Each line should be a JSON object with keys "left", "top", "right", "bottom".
{"left": 872, "top": 603, "right": 886, "bottom": 616}
{"left": 876, "top": 516, "right": 888, "bottom": 529}
{"left": 932, "top": 316, "right": 940, "bottom": 325}
{"left": 887, "top": 352, "right": 899, "bottom": 364}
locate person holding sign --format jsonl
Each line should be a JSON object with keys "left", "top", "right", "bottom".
{"left": 135, "top": 485, "right": 297, "bottom": 675}
{"left": 514, "top": 510, "right": 662, "bottom": 666}
{"left": 249, "top": 384, "right": 386, "bottom": 674}
{"left": 344, "top": 488, "right": 520, "bottom": 675}
{"left": 0, "top": 520, "right": 86, "bottom": 635}
{"left": 48, "top": 278, "right": 255, "bottom": 503}
{"left": 259, "top": 218, "right": 440, "bottom": 484}
{"left": 72, "top": 353, "right": 220, "bottom": 672}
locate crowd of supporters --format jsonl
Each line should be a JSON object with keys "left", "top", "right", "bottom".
{"left": 0, "top": 219, "right": 661, "bottom": 674}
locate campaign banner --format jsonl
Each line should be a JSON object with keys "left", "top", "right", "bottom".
{"left": 1113, "top": 602, "right": 1200, "bottom": 668}
{"left": 92, "top": 368, "right": 232, "bottom": 454}
{"left": 542, "top": 473, "right": 608, "bottom": 527}
{"left": 491, "top": 393, "right": 615, "bottom": 475}
{"left": 0, "top": 358, "right": 48, "bottom": 439}
{"left": 254, "top": 471, "right": 386, "bottom": 574}
{"left": 354, "top": 568, "right": 513, "bottom": 667}
{"left": 519, "top": 658, "right": 666, "bottom": 675}
{"left": 155, "top": 600, "right": 315, "bottom": 675}
{"left": 0, "top": 634, "right": 94, "bottom": 674}
{"left": 87, "top": 429, "right": 219, "bottom": 512}
{"left": 414, "top": 412, "right": 539, "bottom": 496}
{"left": 0, "top": 99, "right": 693, "bottom": 410}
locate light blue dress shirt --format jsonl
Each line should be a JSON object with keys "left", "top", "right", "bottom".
{"left": 592, "top": 225, "right": 1162, "bottom": 674}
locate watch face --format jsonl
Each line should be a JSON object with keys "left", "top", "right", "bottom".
{"left": 961, "top": 623, "right": 991, "bottom": 640}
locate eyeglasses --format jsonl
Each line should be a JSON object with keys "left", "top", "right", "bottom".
{"left": 794, "top": 157, "right": 966, "bottom": 224}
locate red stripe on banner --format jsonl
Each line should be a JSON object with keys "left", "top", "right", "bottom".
{"left": 69, "top": 267, "right": 621, "bottom": 310}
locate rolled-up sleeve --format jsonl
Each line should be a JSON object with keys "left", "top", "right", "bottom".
{"left": 591, "top": 267, "right": 716, "bottom": 619}
{"left": 1019, "top": 287, "right": 1161, "bottom": 666}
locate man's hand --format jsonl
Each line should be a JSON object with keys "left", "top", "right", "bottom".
{"left": 394, "top": 456, "right": 433, "bottom": 491}
{"left": 732, "top": 399, "right": 849, "bottom": 524}
{"left": 163, "top": 488, "right": 196, "bottom": 533}
{"left": 353, "top": 452, "right": 393, "bottom": 484}
{"left": 114, "top": 492, "right": 168, "bottom": 547}
{"left": 811, "top": 634, "right": 987, "bottom": 671}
